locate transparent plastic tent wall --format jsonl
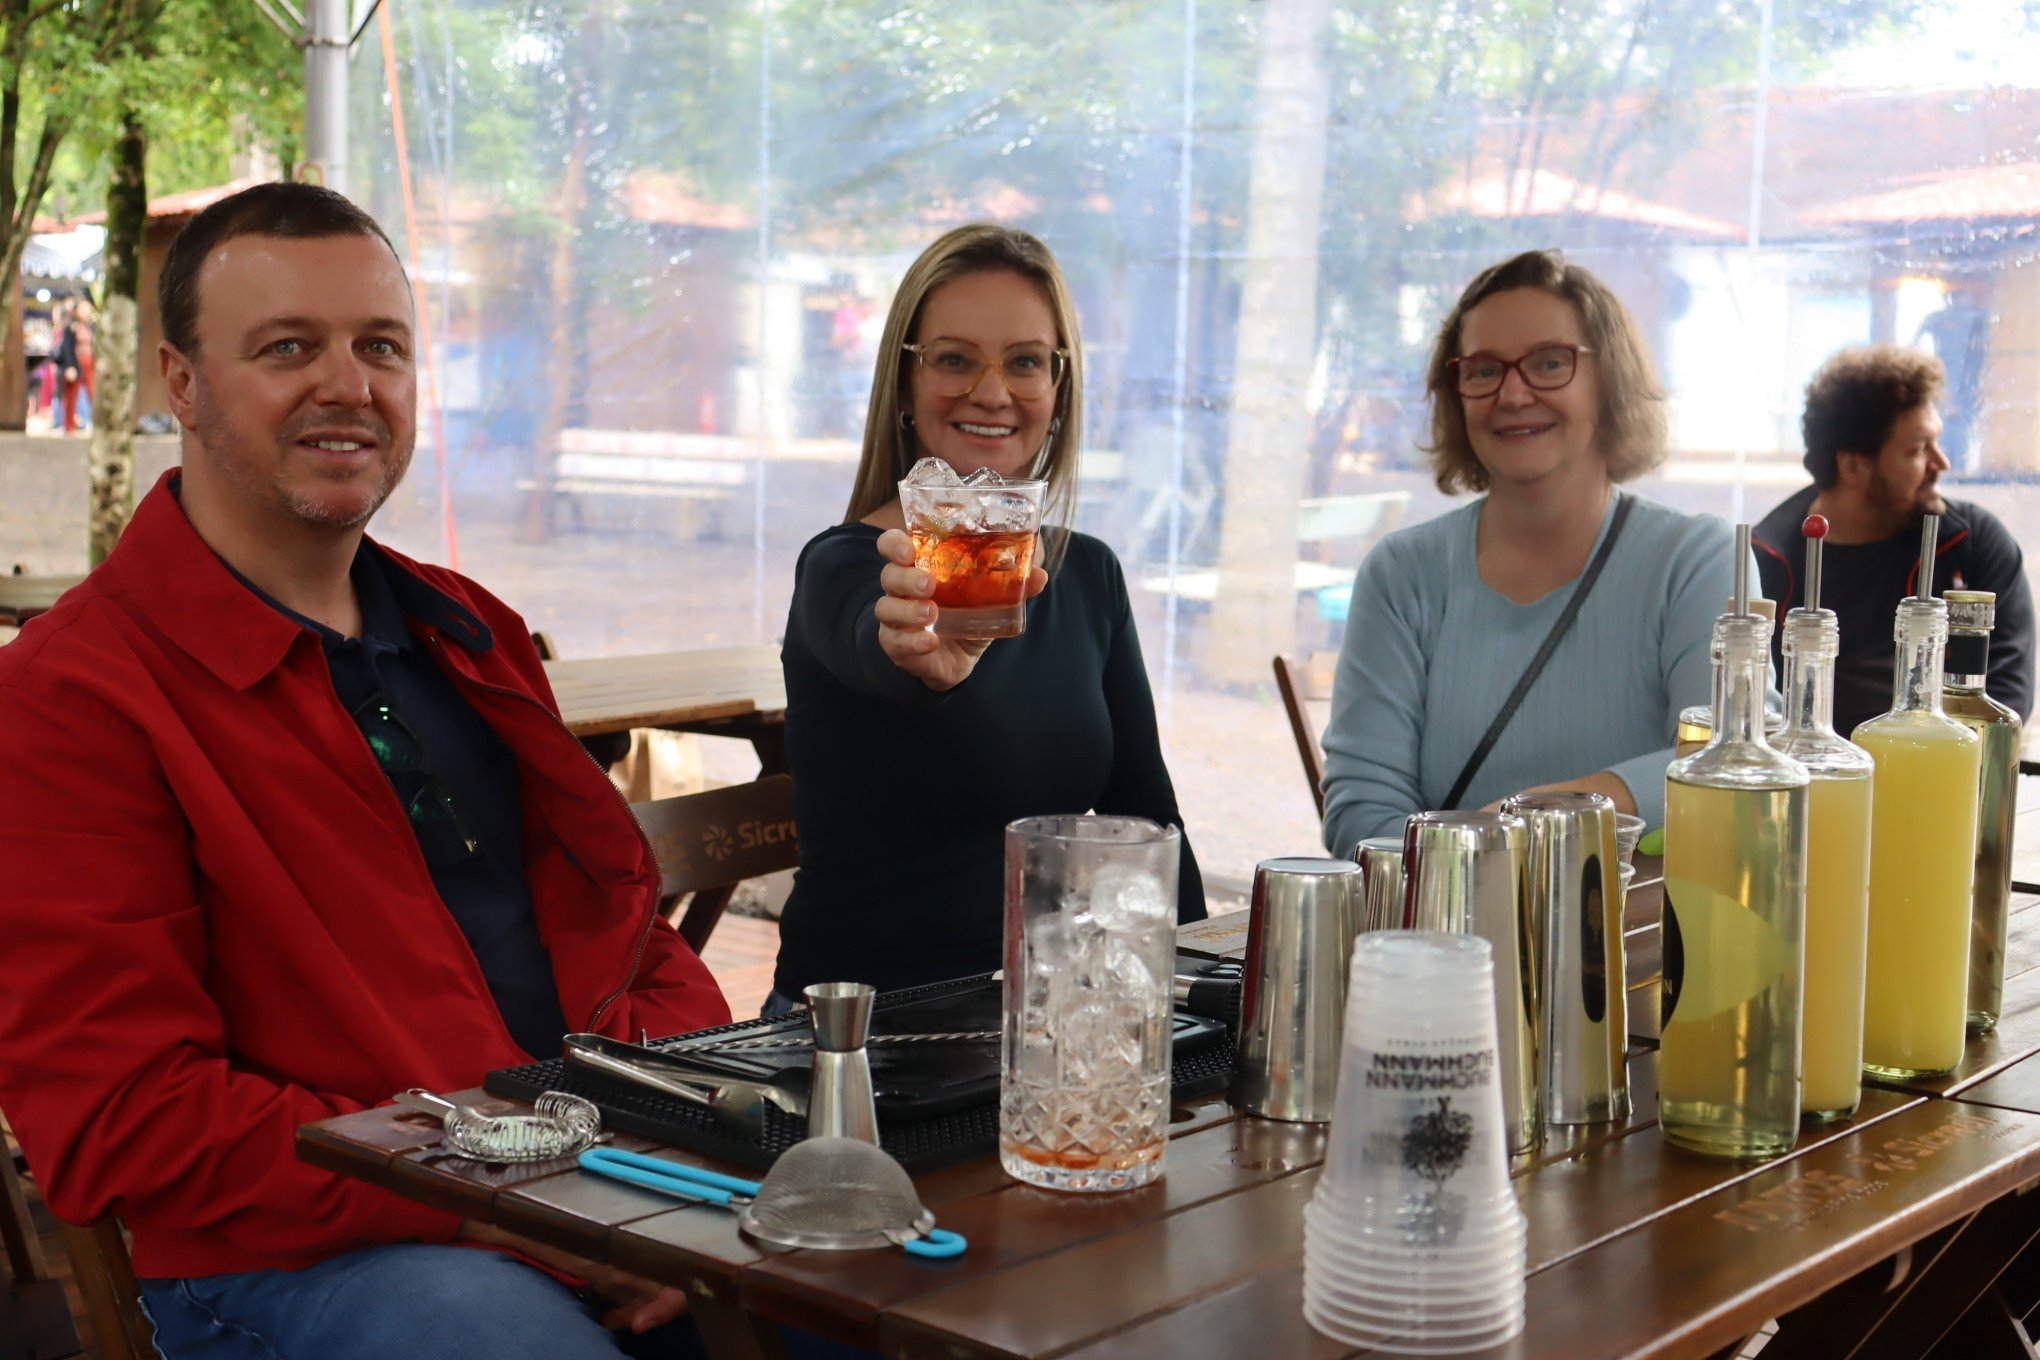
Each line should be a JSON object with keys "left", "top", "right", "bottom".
{"left": 352, "top": 0, "right": 2040, "bottom": 882}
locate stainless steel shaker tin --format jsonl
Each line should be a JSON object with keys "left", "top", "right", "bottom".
{"left": 1232, "top": 856, "right": 1366, "bottom": 1123}
{"left": 1353, "top": 836, "right": 1408, "bottom": 934}
{"left": 1401, "top": 810, "right": 1540, "bottom": 1158}
{"left": 1501, "top": 791, "right": 1631, "bottom": 1126}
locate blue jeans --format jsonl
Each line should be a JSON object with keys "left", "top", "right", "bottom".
{"left": 140, "top": 1242, "right": 875, "bottom": 1360}
{"left": 761, "top": 989, "right": 803, "bottom": 1018}
{"left": 139, "top": 1243, "right": 708, "bottom": 1360}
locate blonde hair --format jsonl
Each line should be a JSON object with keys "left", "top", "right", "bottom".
{"left": 842, "top": 224, "right": 1084, "bottom": 562}
{"left": 1422, "top": 250, "right": 1667, "bottom": 496}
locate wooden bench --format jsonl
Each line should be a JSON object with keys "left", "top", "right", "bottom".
{"left": 519, "top": 430, "right": 746, "bottom": 536}
{"left": 1136, "top": 490, "right": 1409, "bottom": 607}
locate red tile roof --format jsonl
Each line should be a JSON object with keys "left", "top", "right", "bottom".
{"left": 61, "top": 176, "right": 269, "bottom": 227}
{"left": 624, "top": 170, "right": 751, "bottom": 230}
{"left": 1410, "top": 167, "right": 1745, "bottom": 239}
{"left": 1798, "top": 160, "right": 2040, "bottom": 225}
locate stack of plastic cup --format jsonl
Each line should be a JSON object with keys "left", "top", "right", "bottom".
{"left": 1303, "top": 931, "right": 1527, "bottom": 1353}
{"left": 1613, "top": 813, "right": 1646, "bottom": 867}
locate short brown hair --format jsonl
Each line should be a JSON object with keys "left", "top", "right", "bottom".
{"left": 842, "top": 224, "right": 1083, "bottom": 560}
{"left": 1800, "top": 345, "right": 1945, "bottom": 490}
{"left": 158, "top": 181, "right": 400, "bottom": 356}
{"left": 1422, "top": 250, "right": 1667, "bottom": 495}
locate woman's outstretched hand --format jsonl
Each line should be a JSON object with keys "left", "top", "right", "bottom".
{"left": 873, "top": 528, "right": 1047, "bottom": 690}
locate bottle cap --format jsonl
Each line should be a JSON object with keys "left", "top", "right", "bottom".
{"left": 1946, "top": 591, "right": 1996, "bottom": 635}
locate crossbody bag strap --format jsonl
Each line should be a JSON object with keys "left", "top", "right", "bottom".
{"left": 1443, "top": 491, "right": 1635, "bottom": 811}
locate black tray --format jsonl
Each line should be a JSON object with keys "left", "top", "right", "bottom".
{"left": 487, "top": 972, "right": 1234, "bottom": 1174}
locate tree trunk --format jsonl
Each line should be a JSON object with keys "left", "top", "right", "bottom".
{"left": 89, "top": 109, "right": 145, "bottom": 564}
{"left": 0, "top": 0, "right": 141, "bottom": 431}
{"left": 1204, "top": 0, "right": 1334, "bottom": 687}
{"left": 519, "top": 0, "right": 603, "bottom": 545}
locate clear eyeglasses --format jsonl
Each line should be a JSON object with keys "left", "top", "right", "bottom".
{"left": 902, "top": 340, "right": 1069, "bottom": 400}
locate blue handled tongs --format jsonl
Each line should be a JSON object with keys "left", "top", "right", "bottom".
{"left": 576, "top": 1147, "right": 967, "bottom": 1259}
{"left": 579, "top": 1147, "right": 763, "bottom": 1208}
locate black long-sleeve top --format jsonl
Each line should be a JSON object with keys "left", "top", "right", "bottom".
{"left": 1753, "top": 486, "right": 2034, "bottom": 736}
{"left": 775, "top": 523, "right": 1206, "bottom": 997}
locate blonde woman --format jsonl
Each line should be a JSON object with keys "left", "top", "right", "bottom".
{"left": 773, "top": 225, "right": 1204, "bottom": 1010}
{"left": 1321, "top": 250, "right": 1745, "bottom": 857}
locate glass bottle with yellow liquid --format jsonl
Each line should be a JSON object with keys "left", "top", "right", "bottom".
{"left": 1942, "top": 591, "right": 2021, "bottom": 1035}
{"left": 1856, "top": 597, "right": 1981, "bottom": 1078}
{"left": 1771, "top": 608, "right": 1873, "bottom": 1123}
{"left": 1661, "top": 612, "right": 1810, "bottom": 1159}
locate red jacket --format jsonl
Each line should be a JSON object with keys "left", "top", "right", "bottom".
{"left": 0, "top": 472, "right": 731, "bottom": 1278}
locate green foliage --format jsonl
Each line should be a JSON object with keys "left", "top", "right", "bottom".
{"left": 39, "top": 0, "right": 299, "bottom": 220}
{"left": 350, "top": 0, "right": 1917, "bottom": 408}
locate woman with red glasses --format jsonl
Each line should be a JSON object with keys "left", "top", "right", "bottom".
{"left": 772, "top": 224, "right": 1205, "bottom": 1014}
{"left": 1320, "top": 250, "right": 1748, "bottom": 857}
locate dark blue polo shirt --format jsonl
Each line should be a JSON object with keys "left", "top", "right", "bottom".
{"left": 233, "top": 547, "right": 571, "bottom": 1059}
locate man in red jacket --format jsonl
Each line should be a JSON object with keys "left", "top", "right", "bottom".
{"left": 0, "top": 183, "right": 735, "bottom": 1356}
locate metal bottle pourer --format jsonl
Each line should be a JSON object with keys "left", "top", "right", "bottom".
{"left": 1734, "top": 524, "right": 1753, "bottom": 616}
{"left": 1802, "top": 513, "right": 1828, "bottom": 613}
{"left": 1914, "top": 512, "right": 1942, "bottom": 602}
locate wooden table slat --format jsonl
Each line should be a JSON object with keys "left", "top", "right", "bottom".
{"left": 543, "top": 646, "right": 785, "bottom": 738}
{"left": 743, "top": 1116, "right": 1322, "bottom": 1346}
{"left": 1485, "top": 1098, "right": 2040, "bottom": 1360}
{"left": 1060, "top": 1099, "right": 2040, "bottom": 1360}
{"left": 881, "top": 1168, "right": 1320, "bottom": 1360}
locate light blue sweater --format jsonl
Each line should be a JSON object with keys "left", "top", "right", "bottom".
{"left": 1320, "top": 492, "right": 1742, "bottom": 855}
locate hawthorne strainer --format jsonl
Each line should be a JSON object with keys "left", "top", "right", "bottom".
{"left": 396, "top": 1088, "right": 602, "bottom": 1162}
{"left": 738, "top": 1136, "right": 966, "bottom": 1258}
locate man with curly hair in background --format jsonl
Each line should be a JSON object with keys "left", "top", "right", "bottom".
{"left": 1753, "top": 344, "right": 2033, "bottom": 738}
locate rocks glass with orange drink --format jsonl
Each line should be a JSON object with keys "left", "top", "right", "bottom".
{"left": 898, "top": 458, "right": 1048, "bottom": 639}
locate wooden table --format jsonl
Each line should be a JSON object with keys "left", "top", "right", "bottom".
{"left": 0, "top": 572, "right": 83, "bottom": 627}
{"left": 302, "top": 875, "right": 2040, "bottom": 1360}
{"left": 543, "top": 645, "right": 788, "bottom": 774}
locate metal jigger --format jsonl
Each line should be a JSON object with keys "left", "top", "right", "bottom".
{"left": 804, "top": 982, "right": 879, "bottom": 1143}
{"left": 1402, "top": 810, "right": 1540, "bottom": 1159}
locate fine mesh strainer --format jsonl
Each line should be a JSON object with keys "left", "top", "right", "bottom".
{"left": 577, "top": 1140, "right": 966, "bottom": 1259}
{"left": 739, "top": 1136, "right": 965, "bottom": 1258}
{"left": 396, "top": 1088, "right": 602, "bottom": 1162}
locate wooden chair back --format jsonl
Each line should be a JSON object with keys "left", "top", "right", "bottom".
{"left": 56, "top": 1217, "right": 155, "bottom": 1360}
{"left": 3, "top": 1118, "right": 141, "bottom": 1358}
{"left": 633, "top": 774, "right": 799, "bottom": 953}
{"left": 1273, "top": 654, "right": 1336, "bottom": 818}
{"left": 0, "top": 1138, "right": 84, "bottom": 1359}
